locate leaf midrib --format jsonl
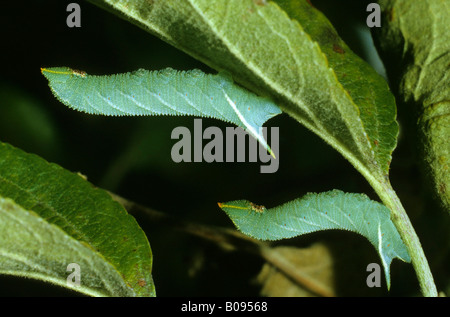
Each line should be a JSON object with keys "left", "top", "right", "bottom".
{"left": 186, "top": 1, "right": 379, "bottom": 174}
{"left": 0, "top": 173, "right": 122, "bottom": 275}
{"left": 0, "top": 197, "right": 132, "bottom": 297}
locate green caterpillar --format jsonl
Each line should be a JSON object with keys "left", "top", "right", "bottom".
{"left": 219, "top": 190, "right": 411, "bottom": 289}
{"left": 41, "top": 67, "right": 282, "bottom": 157}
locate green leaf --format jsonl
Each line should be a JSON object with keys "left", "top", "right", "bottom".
{"left": 86, "top": 0, "right": 398, "bottom": 186}
{"left": 273, "top": 0, "right": 398, "bottom": 175}
{"left": 0, "top": 142, "right": 155, "bottom": 297}
{"left": 41, "top": 67, "right": 281, "bottom": 157}
{"left": 0, "top": 196, "right": 135, "bottom": 297}
{"left": 374, "top": 0, "right": 450, "bottom": 212}
{"left": 219, "top": 190, "right": 411, "bottom": 290}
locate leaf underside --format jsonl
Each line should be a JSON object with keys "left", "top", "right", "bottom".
{"left": 0, "top": 142, "right": 155, "bottom": 297}
{"left": 86, "top": 0, "right": 399, "bottom": 184}
{"left": 374, "top": 0, "right": 450, "bottom": 212}
{"left": 219, "top": 190, "right": 411, "bottom": 290}
{"left": 0, "top": 196, "right": 135, "bottom": 297}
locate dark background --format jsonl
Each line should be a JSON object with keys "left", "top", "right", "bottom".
{"left": 0, "top": 1, "right": 447, "bottom": 296}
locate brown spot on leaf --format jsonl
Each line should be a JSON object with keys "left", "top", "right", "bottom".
{"left": 138, "top": 279, "right": 146, "bottom": 287}
{"left": 388, "top": 7, "right": 395, "bottom": 22}
{"left": 253, "top": 0, "right": 267, "bottom": 6}
{"left": 333, "top": 44, "right": 345, "bottom": 54}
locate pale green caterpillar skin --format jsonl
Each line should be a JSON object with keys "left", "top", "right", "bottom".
{"left": 219, "top": 190, "right": 411, "bottom": 289}
{"left": 41, "top": 67, "right": 281, "bottom": 156}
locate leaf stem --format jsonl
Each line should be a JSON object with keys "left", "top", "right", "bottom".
{"left": 374, "top": 178, "right": 437, "bottom": 297}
